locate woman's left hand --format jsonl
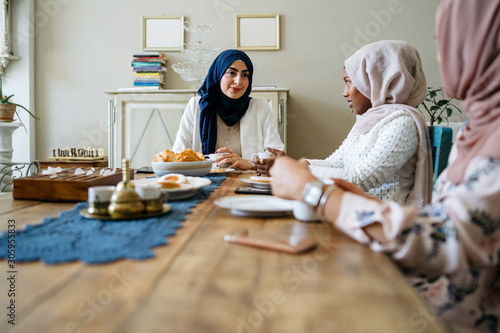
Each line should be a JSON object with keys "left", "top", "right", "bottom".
{"left": 215, "top": 147, "right": 254, "bottom": 171}
{"left": 250, "top": 148, "right": 286, "bottom": 176}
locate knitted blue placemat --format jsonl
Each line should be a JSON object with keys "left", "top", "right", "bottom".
{"left": 0, "top": 175, "right": 226, "bottom": 265}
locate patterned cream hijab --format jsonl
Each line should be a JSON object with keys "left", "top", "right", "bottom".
{"left": 344, "top": 40, "right": 433, "bottom": 206}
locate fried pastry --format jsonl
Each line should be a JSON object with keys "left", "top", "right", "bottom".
{"left": 249, "top": 176, "right": 272, "bottom": 183}
{"left": 154, "top": 148, "right": 204, "bottom": 162}
{"left": 175, "top": 149, "right": 205, "bottom": 162}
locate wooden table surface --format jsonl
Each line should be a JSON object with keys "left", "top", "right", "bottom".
{"left": 0, "top": 172, "right": 448, "bottom": 333}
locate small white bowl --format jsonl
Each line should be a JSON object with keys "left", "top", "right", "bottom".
{"left": 151, "top": 160, "right": 212, "bottom": 177}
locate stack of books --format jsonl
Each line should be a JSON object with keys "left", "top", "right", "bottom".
{"left": 132, "top": 51, "right": 167, "bottom": 88}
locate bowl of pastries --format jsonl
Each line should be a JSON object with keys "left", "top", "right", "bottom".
{"left": 152, "top": 148, "right": 212, "bottom": 177}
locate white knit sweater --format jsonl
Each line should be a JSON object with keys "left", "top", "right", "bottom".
{"left": 308, "top": 110, "right": 419, "bottom": 203}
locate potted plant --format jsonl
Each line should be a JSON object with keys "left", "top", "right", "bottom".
{"left": 0, "top": 74, "right": 38, "bottom": 123}
{"left": 418, "top": 87, "right": 464, "bottom": 181}
{"left": 417, "top": 86, "right": 462, "bottom": 126}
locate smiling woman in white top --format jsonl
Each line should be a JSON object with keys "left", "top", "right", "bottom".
{"left": 172, "top": 49, "right": 284, "bottom": 171}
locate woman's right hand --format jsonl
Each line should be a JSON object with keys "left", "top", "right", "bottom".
{"left": 269, "top": 156, "right": 317, "bottom": 201}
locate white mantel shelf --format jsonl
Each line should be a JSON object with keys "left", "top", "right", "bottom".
{"left": 104, "top": 87, "right": 290, "bottom": 95}
{"left": 104, "top": 88, "right": 289, "bottom": 168}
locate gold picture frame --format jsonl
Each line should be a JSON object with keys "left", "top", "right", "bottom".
{"left": 142, "top": 15, "right": 184, "bottom": 52}
{"left": 236, "top": 14, "right": 280, "bottom": 51}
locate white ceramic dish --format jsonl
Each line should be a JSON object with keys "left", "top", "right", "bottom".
{"left": 132, "top": 177, "right": 212, "bottom": 201}
{"left": 152, "top": 160, "right": 212, "bottom": 177}
{"left": 209, "top": 168, "right": 236, "bottom": 174}
{"left": 241, "top": 177, "right": 271, "bottom": 189}
{"left": 214, "top": 195, "right": 293, "bottom": 217}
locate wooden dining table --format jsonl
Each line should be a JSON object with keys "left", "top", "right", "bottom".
{"left": 0, "top": 172, "right": 448, "bottom": 333}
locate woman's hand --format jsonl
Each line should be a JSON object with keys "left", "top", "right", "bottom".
{"left": 269, "top": 156, "right": 317, "bottom": 201}
{"left": 215, "top": 147, "right": 254, "bottom": 171}
{"left": 250, "top": 148, "right": 286, "bottom": 176}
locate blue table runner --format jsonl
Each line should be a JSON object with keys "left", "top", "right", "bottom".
{"left": 0, "top": 175, "right": 226, "bottom": 265}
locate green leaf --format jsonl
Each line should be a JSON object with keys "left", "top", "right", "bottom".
{"left": 13, "top": 103, "right": 39, "bottom": 119}
{"left": 437, "top": 100, "right": 449, "bottom": 107}
{"left": 437, "top": 117, "right": 443, "bottom": 124}
{"left": 3, "top": 94, "right": 14, "bottom": 103}
{"left": 446, "top": 108, "right": 453, "bottom": 117}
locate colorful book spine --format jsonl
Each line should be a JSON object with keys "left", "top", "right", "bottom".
{"left": 133, "top": 57, "right": 167, "bottom": 61}
{"left": 134, "top": 74, "right": 163, "bottom": 78}
{"left": 132, "top": 62, "right": 164, "bottom": 67}
{"left": 133, "top": 66, "right": 166, "bottom": 71}
{"left": 132, "top": 51, "right": 165, "bottom": 58}
{"left": 131, "top": 51, "right": 168, "bottom": 88}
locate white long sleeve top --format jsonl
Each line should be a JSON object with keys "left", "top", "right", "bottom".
{"left": 308, "top": 110, "right": 418, "bottom": 204}
{"left": 172, "top": 96, "right": 284, "bottom": 159}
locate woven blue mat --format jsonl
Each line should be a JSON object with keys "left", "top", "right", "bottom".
{"left": 0, "top": 175, "right": 226, "bottom": 265}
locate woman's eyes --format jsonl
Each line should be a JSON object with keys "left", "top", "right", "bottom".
{"left": 225, "top": 71, "right": 249, "bottom": 78}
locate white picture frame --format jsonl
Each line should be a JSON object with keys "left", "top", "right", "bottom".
{"left": 142, "top": 15, "right": 184, "bottom": 52}
{"left": 236, "top": 14, "right": 280, "bottom": 51}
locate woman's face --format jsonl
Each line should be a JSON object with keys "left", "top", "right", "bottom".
{"left": 342, "top": 68, "right": 372, "bottom": 116}
{"left": 220, "top": 60, "right": 250, "bottom": 99}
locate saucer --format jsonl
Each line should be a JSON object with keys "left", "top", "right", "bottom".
{"left": 210, "top": 168, "right": 235, "bottom": 174}
{"left": 241, "top": 177, "right": 271, "bottom": 189}
{"left": 215, "top": 195, "right": 292, "bottom": 217}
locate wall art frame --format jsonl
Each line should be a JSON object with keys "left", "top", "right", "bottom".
{"left": 142, "top": 15, "right": 185, "bottom": 52}
{"left": 236, "top": 14, "right": 280, "bottom": 51}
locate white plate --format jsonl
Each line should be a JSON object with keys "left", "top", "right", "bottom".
{"left": 132, "top": 177, "right": 212, "bottom": 201}
{"left": 209, "top": 168, "right": 236, "bottom": 174}
{"left": 152, "top": 160, "right": 212, "bottom": 177}
{"left": 214, "top": 195, "right": 293, "bottom": 217}
{"left": 241, "top": 177, "right": 271, "bottom": 189}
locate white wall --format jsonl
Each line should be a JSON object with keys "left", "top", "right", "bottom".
{"left": 8, "top": 0, "right": 34, "bottom": 164}
{"left": 6, "top": 0, "right": 468, "bottom": 163}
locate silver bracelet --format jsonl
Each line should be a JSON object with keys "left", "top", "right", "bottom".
{"left": 316, "top": 184, "right": 338, "bottom": 216}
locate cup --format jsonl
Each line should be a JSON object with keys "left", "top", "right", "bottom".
{"left": 135, "top": 185, "right": 163, "bottom": 213}
{"left": 292, "top": 200, "right": 323, "bottom": 222}
{"left": 88, "top": 186, "right": 115, "bottom": 216}
{"left": 208, "top": 153, "right": 230, "bottom": 170}
{"left": 251, "top": 151, "right": 275, "bottom": 162}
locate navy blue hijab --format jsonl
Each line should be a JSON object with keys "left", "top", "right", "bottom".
{"left": 198, "top": 49, "right": 253, "bottom": 154}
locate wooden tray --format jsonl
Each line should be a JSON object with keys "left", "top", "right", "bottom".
{"left": 13, "top": 167, "right": 134, "bottom": 202}
{"left": 37, "top": 159, "right": 109, "bottom": 169}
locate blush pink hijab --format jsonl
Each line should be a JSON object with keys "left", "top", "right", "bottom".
{"left": 344, "top": 40, "right": 433, "bottom": 206}
{"left": 436, "top": 0, "right": 500, "bottom": 184}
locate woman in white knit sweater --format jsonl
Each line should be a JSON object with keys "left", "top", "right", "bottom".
{"left": 303, "top": 40, "right": 433, "bottom": 206}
